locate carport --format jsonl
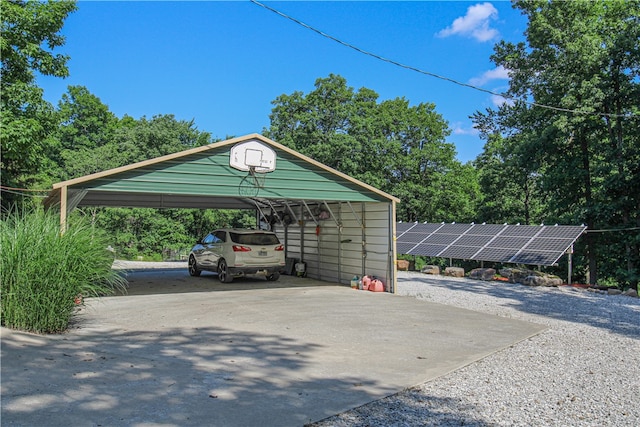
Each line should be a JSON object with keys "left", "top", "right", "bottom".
{"left": 44, "top": 134, "right": 400, "bottom": 291}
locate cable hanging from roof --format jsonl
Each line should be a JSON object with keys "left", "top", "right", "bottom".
{"left": 250, "top": 0, "right": 635, "bottom": 119}
{"left": 0, "top": 187, "right": 48, "bottom": 198}
{"left": 0, "top": 185, "right": 50, "bottom": 192}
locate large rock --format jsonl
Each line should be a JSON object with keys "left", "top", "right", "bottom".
{"left": 469, "top": 268, "right": 496, "bottom": 281}
{"left": 522, "top": 274, "right": 563, "bottom": 287}
{"left": 421, "top": 265, "right": 440, "bottom": 275}
{"left": 501, "top": 268, "right": 561, "bottom": 286}
{"left": 510, "top": 268, "right": 535, "bottom": 284}
{"left": 444, "top": 267, "right": 465, "bottom": 278}
{"left": 548, "top": 276, "right": 563, "bottom": 287}
{"left": 623, "top": 288, "right": 638, "bottom": 298}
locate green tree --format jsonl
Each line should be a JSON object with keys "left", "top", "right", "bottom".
{"left": 50, "top": 91, "right": 214, "bottom": 180}
{"left": 57, "top": 85, "right": 118, "bottom": 151}
{"left": 93, "top": 207, "right": 256, "bottom": 259}
{"left": 0, "top": 0, "right": 77, "bottom": 209}
{"left": 472, "top": 105, "right": 547, "bottom": 225}
{"left": 44, "top": 85, "right": 120, "bottom": 181}
{"left": 266, "top": 74, "right": 478, "bottom": 222}
{"left": 475, "top": 0, "right": 640, "bottom": 285}
{"left": 111, "top": 114, "right": 213, "bottom": 165}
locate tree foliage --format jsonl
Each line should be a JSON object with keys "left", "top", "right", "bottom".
{"left": 1, "top": 0, "right": 77, "bottom": 208}
{"left": 266, "top": 74, "right": 479, "bottom": 222}
{"left": 472, "top": 105, "right": 547, "bottom": 225}
{"left": 93, "top": 208, "right": 256, "bottom": 259}
{"left": 473, "top": 0, "right": 640, "bottom": 285}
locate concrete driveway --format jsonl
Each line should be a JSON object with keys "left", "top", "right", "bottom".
{"left": 1, "top": 268, "right": 545, "bottom": 426}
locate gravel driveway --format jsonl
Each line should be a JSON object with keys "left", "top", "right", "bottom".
{"left": 310, "top": 272, "right": 640, "bottom": 426}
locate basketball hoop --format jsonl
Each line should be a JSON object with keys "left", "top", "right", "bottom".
{"left": 231, "top": 140, "right": 275, "bottom": 197}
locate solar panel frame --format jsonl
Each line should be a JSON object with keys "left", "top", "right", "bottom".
{"left": 403, "top": 223, "right": 443, "bottom": 233}
{"left": 536, "top": 226, "right": 586, "bottom": 238}
{"left": 466, "top": 224, "right": 509, "bottom": 235}
{"left": 453, "top": 234, "right": 495, "bottom": 246}
{"left": 510, "top": 251, "right": 559, "bottom": 266}
{"left": 436, "top": 223, "right": 475, "bottom": 234}
{"left": 421, "top": 233, "right": 460, "bottom": 245}
{"left": 473, "top": 248, "right": 518, "bottom": 263}
{"left": 395, "top": 222, "right": 416, "bottom": 233}
{"left": 501, "top": 226, "right": 541, "bottom": 237}
{"left": 400, "top": 231, "right": 430, "bottom": 243}
{"left": 488, "top": 236, "right": 535, "bottom": 249}
{"left": 410, "top": 244, "right": 448, "bottom": 256}
{"left": 397, "top": 242, "right": 418, "bottom": 254}
{"left": 438, "top": 246, "right": 482, "bottom": 259}
{"left": 525, "top": 238, "right": 575, "bottom": 252}
{"left": 396, "top": 222, "right": 586, "bottom": 266}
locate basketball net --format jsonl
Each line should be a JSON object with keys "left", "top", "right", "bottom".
{"left": 248, "top": 166, "right": 266, "bottom": 189}
{"left": 239, "top": 166, "right": 266, "bottom": 197}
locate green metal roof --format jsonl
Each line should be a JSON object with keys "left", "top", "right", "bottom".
{"left": 45, "top": 134, "right": 398, "bottom": 210}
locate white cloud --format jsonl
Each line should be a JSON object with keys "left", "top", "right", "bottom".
{"left": 436, "top": 2, "right": 499, "bottom": 42}
{"left": 469, "top": 65, "right": 509, "bottom": 86}
{"left": 452, "top": 122, "right": 479, "bottom": 136}
{"left": 491, "top": 93, "right": 514, "bottom": 107}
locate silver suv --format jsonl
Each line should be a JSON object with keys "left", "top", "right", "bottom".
{"left": 188, "top": 229, "right": 285, "bottom": 282}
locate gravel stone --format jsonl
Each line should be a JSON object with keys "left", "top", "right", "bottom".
{"left": 309, "top": 272, "right": 640, "bottom": 427}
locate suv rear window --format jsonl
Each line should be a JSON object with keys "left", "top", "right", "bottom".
{"left": 230, "top": 232, "right": 280, "bottom": 245}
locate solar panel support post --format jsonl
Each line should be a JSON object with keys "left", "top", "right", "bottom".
{"left": 567, "top": 244, "right": 574, "bottom": 285}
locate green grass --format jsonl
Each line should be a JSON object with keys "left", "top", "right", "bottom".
{"left": 1, "top": 208, "right": 127, "bottom": 334}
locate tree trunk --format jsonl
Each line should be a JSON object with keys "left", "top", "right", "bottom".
{"left": 579, "top": 135, "right": 597, "bottom": 285}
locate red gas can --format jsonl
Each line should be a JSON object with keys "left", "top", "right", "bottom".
{"left": 369, "top": 279, "right": 385, "bottom": 292}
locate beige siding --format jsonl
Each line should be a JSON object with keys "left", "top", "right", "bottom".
{"left": 277, "top": 201, "right": 393, "bottom": 291}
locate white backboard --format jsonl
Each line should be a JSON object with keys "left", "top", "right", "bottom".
{"left": 229, "top": 140, "right": 276, "bottom": 173}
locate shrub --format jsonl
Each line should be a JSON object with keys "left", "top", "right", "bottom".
{"left": 596, "top": 276, "right": 620, "bottom": 289}
{"left": 1, "top": 208, "right": 127, "bottom": 334}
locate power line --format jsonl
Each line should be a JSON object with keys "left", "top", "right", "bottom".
{"left": 0, "top": 188, "right": 48, "bottom": 198}
{"left": 585, "top": 227, "right": 640, "bottom": 233}
{"left": 0, "top": 185, "right": 50, "bottom": 192}
{"left": 0, "top": 185, "right": 50, "bottom": 199}
{"left": 250, "top": 0, "right": 635, "bottom": 119}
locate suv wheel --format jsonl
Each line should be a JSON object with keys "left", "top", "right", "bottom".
{"left": 266, "top": 272, "right": 280, "bottom": 281}
{"left": 188, "top": 255, "right": 201, "bottom": 277}
{"left": 218, "top": 259, "right": 233, "bottom": 283}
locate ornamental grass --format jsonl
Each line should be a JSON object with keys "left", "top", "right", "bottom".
{"left": 1, "top": 208, "right": 126, "bottom": 334}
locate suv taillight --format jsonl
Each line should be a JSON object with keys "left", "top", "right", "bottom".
{"left": 275, "top": 245, "right": 284, "bottom": 251}
{"left": 232, "top": 245, "right": 252, "bottom": 252}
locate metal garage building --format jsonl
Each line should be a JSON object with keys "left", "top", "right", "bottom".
{"left": 44, "top": 134, "right": 400, "bottom": 292}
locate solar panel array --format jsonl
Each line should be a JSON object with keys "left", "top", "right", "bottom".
{"left": 396, "top": 222, "right": 586, "bottom": 266}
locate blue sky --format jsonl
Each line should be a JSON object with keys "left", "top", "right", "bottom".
{"left": 38, "top": 1, "right": 528, "bottom": 163}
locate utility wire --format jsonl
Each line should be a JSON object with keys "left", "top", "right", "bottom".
{"left": 0, "top": 188, "right": 47, "bottom": 198}
{"left": 0, "top": 185, "right": 50, "bottom": 199}
{"left": 250, "top": 0, "right": 635, "bottom": 119}
{"left": 0, "top": 185, "right": 50, "bottom": 192}
{"left": 585, "top": 227, "right": 640, "bottom": 233}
